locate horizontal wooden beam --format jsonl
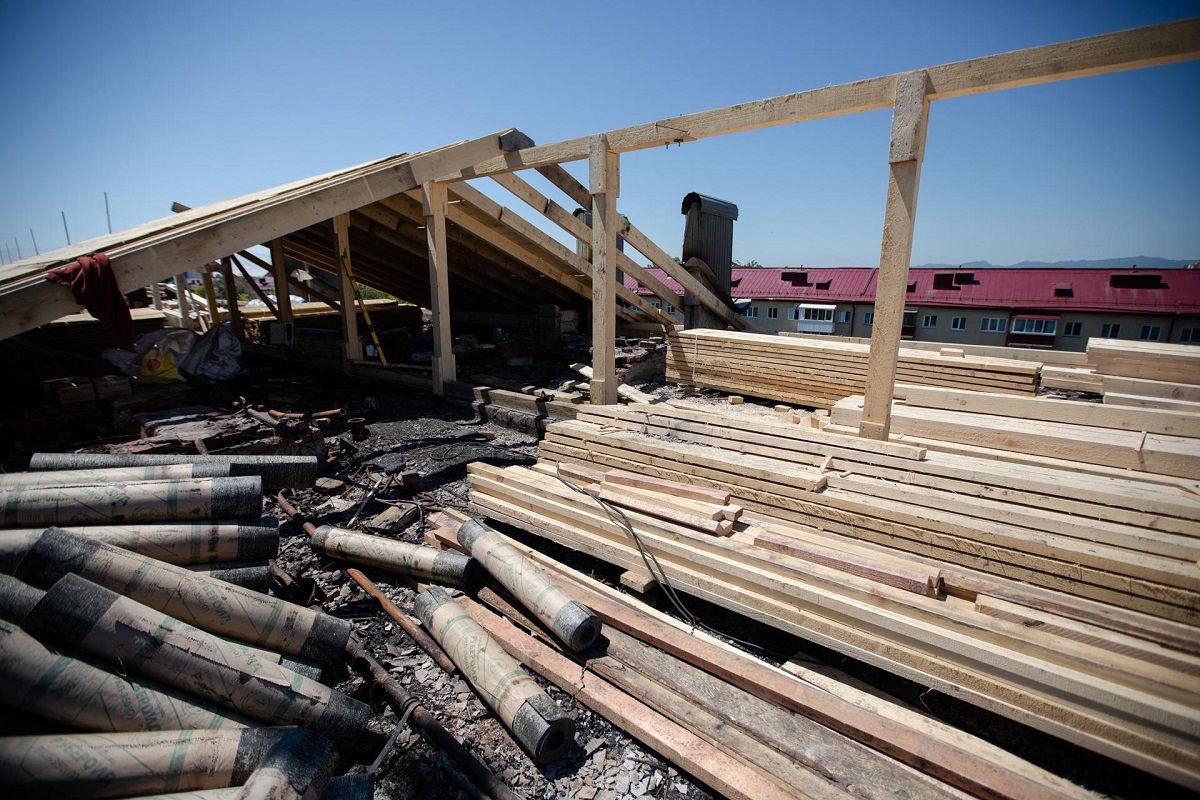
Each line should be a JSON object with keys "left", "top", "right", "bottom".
{"left": 448, "top": 19, "right": 1199, "bottom": 179}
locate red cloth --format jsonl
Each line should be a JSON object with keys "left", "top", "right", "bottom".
{"left": 46, "top": 252, "right": 135, "bottom": 349}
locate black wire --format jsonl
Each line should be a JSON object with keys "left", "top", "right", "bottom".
{"left": 553, "top": 474, "right": 769, "bottom": 654}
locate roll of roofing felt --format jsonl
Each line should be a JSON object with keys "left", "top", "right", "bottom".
{"left": 458, "top": 518, "right": 600, "bottom": 651}
{"left": 416, "top": 586, "right": 574, "bottom": 764}
{"left": 0, "top": 727, "right": 290, "bottom": 798}
{"left": 13, "top": 527, "right": 350, "bottom": 664}
{"left": 0, "top": 463, "right": 232, "bottom": 488}
{"left": 0, "top": 476, "right": 263, "bottom": 528}
{"left": 28, "top": 453, "right": 319, "bottom": 490}
{"left": 311, "top": 525, "right": 477, "bottom": 586}
{"left": 19, "top": 573, "right": 369, "bottom": 750}
{"left": 236, "top": 728, "right": 339, "bottom": 800}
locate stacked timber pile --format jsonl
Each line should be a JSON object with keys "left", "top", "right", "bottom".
{"left": 828, "top": 387, "right": 1200, "bottom": 480}
{"left": 1088, "top": 338, "right": 1200, "bottom": 411}
{"left": 426, "top": 508, "right": 1097, "bottom": 800}
{"left": 666, "top": 330, "right": 1039, "bottom": 408}
{"left": 469, "top": 400, "right": 1200, "bottom": 789}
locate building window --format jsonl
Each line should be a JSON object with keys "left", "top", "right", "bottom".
{"left": 864, "top": 312, "right": 874, "bottom": 325}
{"left": 803, "top": 307, "right": 834, "bottom": 322}
{"left": 652, "top": 300, "right": 661, "bottom": 309}
{"left": 1140, "top": 325, "right": 1161, "bottom": 341}
{"left": 788, "top": 308, "right": 800, "bottom": 321}
{"left": 666, "top": 304, "right": 676, "bottom": 314}
{"left": 767, "top": 307, "right": 778, "bottom": 320}
{"left": 742, "top": 306, "right": 758, "bottom": 318}
{"left": 951, "top": 317, "right": 966, "bottom": 331}
{"left": 1101, "top": 323, "right": 1121, "bottom": 338}
{"left": 1063, "top": 322, "right": 1082, "bottom": 337}
{"left": 1181, "top": 328, "right": 1200, "bottom": 344}
{"left": 837, "top": 310, "right": 852, "bottom": 324}
{"left": 1012, "top": 318, "right": 1057, "bottom": 335}
{"left": 980, "top": 318, "right": 1006, "bottom": 333}
{"left": 922, "top": 315, "right": 937, "bottom": 329}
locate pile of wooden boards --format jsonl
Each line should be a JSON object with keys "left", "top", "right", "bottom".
{"left": 427, "top": 509, "right": 1098, "bottom": 800}
{"left": 827, "top": 388, "right": 1200, "bottom": 480}
{"left": 1087, "top": 338, "right": 1200, "bottom": 411}
{"left": 466, "top": 450, "right": 1200, "bottom": 789}
{"left": 666, "top": 330, "right": 1040, "bottom": 408}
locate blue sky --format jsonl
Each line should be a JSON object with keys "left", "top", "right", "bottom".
{"left": 1, "top": 1, "right": 1197, "bottom": 270}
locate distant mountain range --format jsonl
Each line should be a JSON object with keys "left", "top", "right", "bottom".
{"left": 912, "top": 257, "right": 1196, "bottom": 270}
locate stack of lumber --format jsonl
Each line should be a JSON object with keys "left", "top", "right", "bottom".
{"left": 1087, "top": 338, "right": 1200, "bottom": 411}
{"left": 465, "top": 460, "right": 1200, "bottom": 789}
{"left": 666, "top": 330, "right": 1039, "bottom": 408}
{"left": 780, "top": 331, "right": 1090, "bottom": 367}
{"left": 828, "top": 392, "right": 1200, "bottom": 480}
{"left": 537, "top": 402, "right": 1200, "bottom": 624}
{"left": 427, "top": 509, "right": 1098, "bottom": 800}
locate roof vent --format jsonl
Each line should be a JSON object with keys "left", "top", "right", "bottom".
{"left": 782, "top": 271, "right": 809, "bottom": 285}
{"left": 906, "top": 281, "right": 917, "bottom": 293}
{"left": 1054, "top": 283, "right": 1073, "bottom": 297}
{"left": 816, "top": 280, "right": 832, "bottom": 290}
{"left": 1110, "top": 273, "right": 1164, "bottom": 289}
{"left": 954, "top": 272, "right": 976, "bottom": 285}
{"left": 933, "top": 273, "right": 958, "bottom": 290}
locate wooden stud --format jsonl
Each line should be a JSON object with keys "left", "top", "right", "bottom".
{"left": 201, "top": 266, "right": 220, "bottom": 328}
{"left": 269, "top": 239, "right": 293, "bottom": 323}
{"left": 332, "top": 214, "right": 361, "bottom": 364}
{"left": 219, "top": 258, "right": 242, "bottom": 339}
{"left": 861, "top": 71, "right": 931, "bottom": 441}
{"left": 590, "top": 134, "right": 619, "bottom": 405}
{"left": 422, "top": 181, "right": 455, "bottom": 395}
{"left": 173, "top": 274, "right": 195, "bottom": 331}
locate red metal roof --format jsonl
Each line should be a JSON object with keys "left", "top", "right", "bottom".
{"left": 625, "top": 267, "right": 1200, "bottom": 314}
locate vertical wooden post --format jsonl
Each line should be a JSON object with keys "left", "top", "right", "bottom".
{"left": 149, "top": 283, "right": 163, "bottom": 311}
{"left": 422, "top": 181, "right": 456, "bottom": 395}
{"left": 860, "top": 71, "right": 931, "bottom": 441}
{"left": 333, "top": 214, "right": 362, "bottom": 365}
{"left": 219, "top": 258, "right": 243, "bottom": 340}
{"left": 270, "top": 239, "right": 293, "bottom": 323}
{"left": 202, "top": 267, "right": 220, "bottom": 328}
{"left": 174, "top": 274, "right": 195, "bottom": 331}
{"left": 589, "top": 135, "right": 620, "bottom": 405}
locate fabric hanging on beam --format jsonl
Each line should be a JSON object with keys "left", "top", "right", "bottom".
{"left": 45, "top": 252, "right": 134, "bottom": 348}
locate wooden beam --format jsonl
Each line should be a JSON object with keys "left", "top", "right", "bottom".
{"left": 201, "top": 266, "right": 220, "bottom": 328}
{"left": 332, "top": 214, "right": 361, "bottom": 363}
{"left": 219, "top": 257, "right": 242, "bottom": 339}
{"left": 422, "top": 182, "right": 455, "bottom": 395}
{"left": 269, "top": 239, "right": 292, "bottom": 323}
{"left": 230, "top": 254, "right": 278, "bottom": 317}
{"left": 860, "top": 71, "right": 931, "bottom": 441}
{"left": 590, "top": 135, "right": 619, "bottom": 405}
{"left": 447, "top": 20, "right": 1199, "bottom": 179}
{"left": 174, "top": 274, "right": 195, "bottom": 331}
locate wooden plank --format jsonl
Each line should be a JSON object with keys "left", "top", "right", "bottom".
{"left": 444, "top": 20, "right": 1199, "bottom": 179}
{"left": 219, "top": 258, "right": 242, "bottom": 339}
{"left": 332, "top": 214, "right": 361, "bottom": 362}
{"left": 755, "top": 529, "right": 941, "bottom": 597}
{"left": 590, "top": 135, "right": 619, "bottom": 405}
{"left": 422, "top": 181, "right": 455, "bottom": 394}
{"left": 1102, "top": 374, "right": 1200, "bottom": 402}
{"left": 1089, "top": 338, "right": 1200, "bottom": 384}
{"left": 897, "top": 383, "right": 1200, "bottom": 437}
{"left": 781, "top": 332, "right": 1087, "bottom": 366}
{"left": 1106, "top": 393, "right": 1200, "bottom": 412}
{"left": 594, "top": 484, "right": 733, "bottom": 535}
{"left": 604, "top": 467, "right": 732, "bottom": 505}
{"left": 269, "top": 239, "right": 292, "bottom": 323}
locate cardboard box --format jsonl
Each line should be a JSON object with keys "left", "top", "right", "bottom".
{"left": 92, "top": 375, "right": 133, "bottom": 399}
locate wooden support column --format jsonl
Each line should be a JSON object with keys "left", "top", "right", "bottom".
{"left": 333, "top": 214, "right": 362, "bottom": 365}
{"left": 860, "top": 71, "right": 931, "bottom": 441}
{"left": 270, "top": 239, "right": 293, "bottom": 323}
{"left": 589, "top": 134, "right": 619, "bottom": 405}
{"left": 219, "top": 258, "right": 242, "bottom": 340}
{"left": 202, "top": 267, "right": 220, "bottom": 328}
{"left": 149, "top": 282, "right": 162, "bottom": 310}
{"left": 422, "top": 181, "right": 456, "bottom": 395}
{"left": 174, "top": 274, "right": 195, "bottom": 331}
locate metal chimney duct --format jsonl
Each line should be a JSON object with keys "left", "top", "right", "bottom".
{"left": 681, "top": 193, "right": 738, "bottom": 292}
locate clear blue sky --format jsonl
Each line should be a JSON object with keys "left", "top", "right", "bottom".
{"left": 1, "top": 0, "right": 1197, "bottom": 270}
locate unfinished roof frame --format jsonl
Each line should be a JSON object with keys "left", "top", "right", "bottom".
{"left": 435, "top": 17, "right": 1199, "bottom": 434}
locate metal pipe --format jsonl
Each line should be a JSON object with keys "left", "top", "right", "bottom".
{"left": 458, "top": 517, "right": 600, "bottom": 651}
{"left": 235, "top": 728, "right": 338, "bottom": 800}
{"left": 13, "top": 527, "right": 352, "bottom": 663}
{"left": 19, "top": 573, "right": 370, "bottom": 749}
{"left": 0, "top": 618, "right": 253, "bottom": 732}
{"left": 0, "top": 463, "right": 232, "bottom": 488}
{"left": 0, "top": 520, "right": 278, "bottom": 571}
{"left": 275, "top": 491, "right": 456, "bottom": 674}
{"left": 0, "top": 476, "right": 263, "bottom": 528}
{"left": 415, "top": 585, "right": 575, "bottom": 764}
{"left": 343, "top": 636, "right": 521, "bottom": 800}
{"left": 311, "top": 524, "right": 476, "bottom": 586}
{"left": 0, "top": 727, "right": 289, "bottom": 798}
{"left": 28, "top": 453, "right": 319, "bottom": 490}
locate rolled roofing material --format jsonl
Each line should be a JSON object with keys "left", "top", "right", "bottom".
{"left": 458, "top": 518, "right": 599, "bottom": 651}
{"left": 20, "top": 573, "right": 369, "bottom": 749}
{"left": 235, "top": 728, "right": 338, "bottom": 800}
{"left": 0, "top": 476, "right": 264, "bottom": 528}
{"left": 0, "top": 463, "right": 232, "bottom": 488}
{"left": 13, "top": 527, "right": 351, "bottom": 663}
{"left": 311, "top": 524, "right": 476, "bottom": 586}
{"left": 29, "top": 453, "right": 319, "bottom": 490}
{"left": 416, "top": 586, "right": 574, "bottom": 764}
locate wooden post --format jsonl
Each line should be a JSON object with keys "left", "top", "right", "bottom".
{"left": 174, "top": 274, "right": 195, "bottom": 331}
{"left": 422, "top": 181, "right": 455, "bottom": 395}
{"left": 269, "top": 239, "right": 293, "bottom": 323}
{"left": 589, "top": 134, "right": 619, "bottom": 405}
{"left": 149, "top": 282, "right": 163, "bottom": 311}
{"left": 219, "top": 258, "right": 242, "bottom": 340}
{"left": 860, "top": 71, "right": 931, "bottom": 441}
{"left": 332, "top": 214, "right": 362, "bottom": 365}
{"left": 202, "top": 267, "right": 220, "bottom": 328}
